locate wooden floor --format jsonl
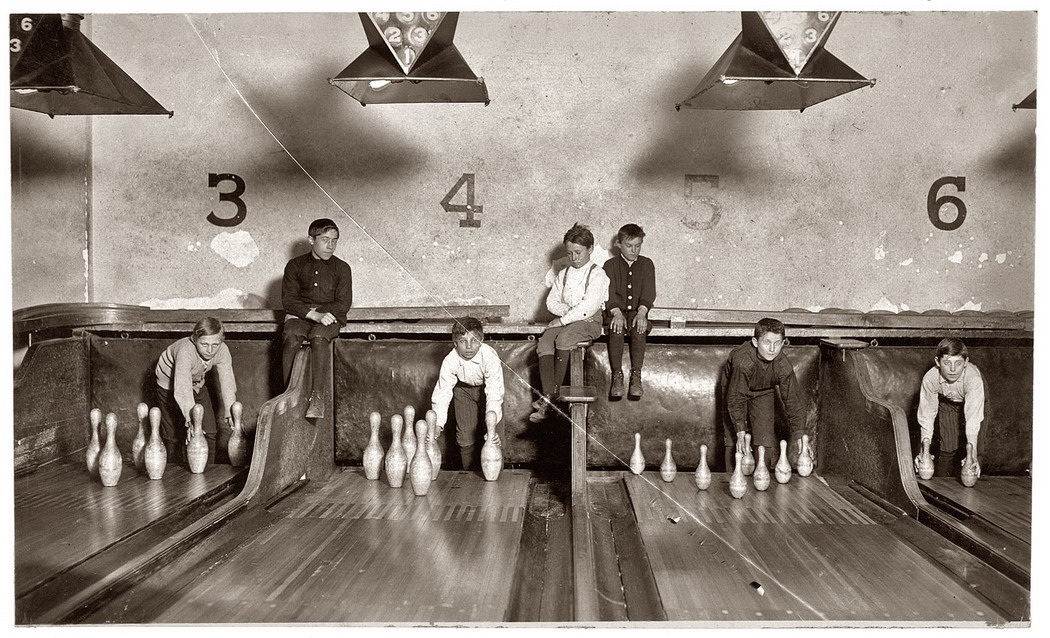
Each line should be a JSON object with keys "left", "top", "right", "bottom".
{"left": 14, "top": 457, "right": 241, "bottom": 598}
{"left": 623, "top": 471, "right": 1006, "bottom": 624}
{"left": 135, "top": 468, "right": 531, "bottom": 623}
{"left": 921, "top": 476, "right": 1031, "bottom": 543}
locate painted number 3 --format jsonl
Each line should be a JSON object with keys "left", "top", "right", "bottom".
{"left": 927, "top": 176, "right": 966, "bottom": 231}
{"left": 207, "top": 173, "right": 247, "bottom": 227}
{"left": 440, "top": 173, "right": 483, "bottom": 228}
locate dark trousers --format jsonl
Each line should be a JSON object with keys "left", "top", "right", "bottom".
{"left": 934, "top": 398, "right": 967, "bottom": 476}
{"left": 282, "top": 317, "right": 340, "bottom": 395}
{"left": 607, "top": 310, "right": 651, "bottom": 372}
{"left": 155, "top": 384, "right": 218, "bottom": 467}
{"left": 452, "top": 383, "right": 505, "bottom": 470}
{"left": 722, "top": 388, "right": 778, "bottom": 470}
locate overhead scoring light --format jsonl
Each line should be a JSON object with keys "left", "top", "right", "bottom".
{"left": 328, "top": 12, "right": 489, "bottom": 106}
{"left": 677, "top": 12, "right": 874, "bottom": 112}
{"left": 9, "top": 14, "right": 172, "bottom": 118}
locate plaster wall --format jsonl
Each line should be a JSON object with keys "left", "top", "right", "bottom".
{"left": 10, "top": 12, "right": 1036, "bottom": 317}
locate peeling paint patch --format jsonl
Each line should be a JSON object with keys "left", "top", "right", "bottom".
{"left": 872, "top": 296, "right": 899, "bottom": 313}
{"left": 874, "top": 245, "right": 887, "bottom": 260}
{"left": 899, "top": 258, "right": 914, "bottom": 266}
{"left": 957, "top": 300, "right": 982, "bottom": 312}
{"left": 211, "top": 230, "right": 259, "bottom": 268}
{"left": 900, "top": 302, "right": 910, "bottom": 311}
{"left": 805, "top": 305, "right": 824, "bottom": 312}
{"left": 995, "top": 253, "right": 1007, "bottom": 264}
{"left": 141, "top": 287, "right": 251, "bottom": 309}
{"left": 979, "top": 253, "right": 988, "bottom": 262}
{"left": 948, "top": 251, "right": 963, "bottom": 264}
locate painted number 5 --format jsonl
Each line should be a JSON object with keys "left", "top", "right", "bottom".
{"left": 207, "top": 172, "right": 247, "bottom": 227}
{"left": 927, "top": 176, "right": 966, "bottom": 231}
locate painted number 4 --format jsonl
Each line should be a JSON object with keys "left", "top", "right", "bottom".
{"left": 440, "top": 173, "right": 483, "bottom": 228}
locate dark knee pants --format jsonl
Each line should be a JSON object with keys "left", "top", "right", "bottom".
{"left": 722, "top": 389, "right": 778, "bottom": 469}
{"left": 155, "top": 384, "right": 218, "bottom": 466}
{"left": 934, "top": 397, "right": 975, "bottom": 476}
{"left": 282, "top": 317, "right": 340, "bottom": 395}
{"left": 451, "top": 383, "right": 505, "bottom": 469}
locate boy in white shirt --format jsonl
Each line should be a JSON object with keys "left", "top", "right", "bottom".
{"left": 916, "top": 337, "right": 986, "bottom": 478}
{"left": 431, "top": 317, "right": 505, "bottom": 470}
{"left": 529, "top": 223, "right": 611, "bottom": 423}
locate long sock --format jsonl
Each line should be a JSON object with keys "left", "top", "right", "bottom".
{"left": 608, "top": 332, "right": 625, "bottom": 371}
{"left": 553, "top": 349, "right": 570, "bottom": 392}
{"left": 629, "top": 331, "right": 647, "bottom": 370}
{"left": 538, "top": 355, "right": 555, "bottom": 395}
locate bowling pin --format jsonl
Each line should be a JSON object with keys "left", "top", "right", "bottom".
{"left": 385, "top": 414, "right": 407, "bottom": 488}
{"left": 797, "top": 434, "right": 814, "bottom": 477}
{"left": 960, "top": 442, "right": 980, "bottom": 487}
{"left": 426, "top": 409, "right": 442, "bottom": 481}
{"left": 740, "top": 432, "right": 756, "bottom": 476}
{"left": 228, "top": 401, "right": 248, "bottom": 467}
{"left": 774, "top": 440, "right": 792, "bottom": 484}
{"left": 409, "top": 419, "right": 433, "bottom": 496}
{"left": 98, "top": 412, "right": 123, "bottom": 487}
{"left": 186, "top": 404, "right": 208, "bottom": 474}
{"left": 362, "top": 411, "right": 384, "bottom": 480}
{"left": 480, "top": 410, "right": 503, "bottom": 481}
{"left": 402, "top": 405, "right": 417, "bottom": 467}
{"left": 86, "top": 408, "right": 102, "bottom": 478}
{"left": 132, "top": 402, "right": 148, "bottom": 472}
{"left": 729, "top": 451, "right": 747, "bottom": 499}
{"left": 144, "top": 407, "right": 167, "bottom": 480}
{"left": 753, "top": 445, "right": 770, "bottom": 491}
{"left": 694, "top": 443, "right": 711, "bottom": 490}
{"left": 629, "top": 432, "right": 645, "bottom": 475}
{"left": 660, "top": 439, "right": 676, "bottom": 482}
{"left": 913, "top": 437, "right": 934, "bottom": 480}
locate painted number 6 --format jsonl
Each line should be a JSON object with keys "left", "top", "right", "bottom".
{"left": 927, "top": 176, "right": 966, "bottom": 231}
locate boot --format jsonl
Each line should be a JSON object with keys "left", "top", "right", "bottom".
{"left": 306, "top": 391, "right": 325, "bottom": 419}
{"left": 628, "top": 369, "right": 643, "bottom": 398}
{"left": 528, "top": 397, "right": 552, "bottom": 423}
{"left": 610, "top": 370, "right": 625, "bottom": 398}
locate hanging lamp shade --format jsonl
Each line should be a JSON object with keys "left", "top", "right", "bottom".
{"left": 10, "top": 14, "right": 172, "bottom": 118}
{"left": 677, "top": 11, "right": 874, "bottom": 112}
{"left": 328, "top": 12, "right": 488, "bottom": 106}
{"left": 1012, "top": 89, "right": 1035, "bottom": 110}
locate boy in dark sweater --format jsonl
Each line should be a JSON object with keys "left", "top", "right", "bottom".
{"left": 603, "top": 224, "right": 656, "bottom": 398}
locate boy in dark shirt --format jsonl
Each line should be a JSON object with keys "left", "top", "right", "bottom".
{"left": 722, "top": 318, "right": 806, "bottom": 471}
{"left": 603, "top": 223, "right": 656, "bottom": 398}
{"left": 281, "top": 218, "right": 353, "bottom": 419}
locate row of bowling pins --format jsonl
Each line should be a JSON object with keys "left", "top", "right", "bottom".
{"left": 629, "top": 431, "right": 815, "bottom": 498}
{"left": 914, "top": 437, "right": 981, "bottom": 487}
{"left": 362, "top": 406, "right": 504, "bottom": 496}
{"left": 86, "top": 401, "right": 247, "bottom": 486}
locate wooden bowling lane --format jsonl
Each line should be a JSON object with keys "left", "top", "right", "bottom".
{"left": 138, "top": 468, "right": 530, "bottom": 623}
{"left": 919, "top": 476, "right": 1031, "bottom": 544}
{"left": 623, "top": 471, "right": 1005, "bottom": 624}
{"left": 15, "top": 458, "right": 241, "bottom": 598}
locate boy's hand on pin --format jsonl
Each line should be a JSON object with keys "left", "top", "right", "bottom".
{"left": 489, "top": 433, "right": 502, "bottom": 447}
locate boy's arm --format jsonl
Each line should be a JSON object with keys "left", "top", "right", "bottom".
{"left": 916, "top": 369, "right": 940, "bottom": 443}
{"left": 483, "top": 348, "right": 505, "bottom": 424}
{"left": 214, "top": 345, "right": 237, "bottom": 421}
{"left": 546, "top": 270, "right": 570, "bottom": 317}
{"left": 725, "top": 358, "right": 751, "bottom": 436}
{"left": 962, "top": 368, "right": 986, "bottom": 452}
{"left": 638, "top": 258, "right": 656, "bottom": 312}
{"left": 774, "top": 358, "right": 807, "bottom": 432}
{"left": 603, "top": 260, "right": 624, "bottom": 315}
{"left": 318, "top": 261, "right": 353, "bottom": 322}
{"left": 172, "top": 340, "right": 198, "bottom": 424}
{"left": 558, "top": 269, "right": 609, "bottom": 324}
{"left": 281, "top": 259, "right": 314, "bottom": 320}
{"left": 430, "top": 355, "right": 458, "bottom": 430}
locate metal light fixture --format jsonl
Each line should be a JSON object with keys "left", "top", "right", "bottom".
{"left": 10, "top": 14, "right": 172, "bottom": 118}
{"left": 329, "top": 12, "right": 488, "bottom": 106}
{"left": 1012, "top": 90, "right": 1035, "bottom": 110}
{"left": 677, "top": 11, "right": 874, "bottom": 112}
